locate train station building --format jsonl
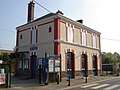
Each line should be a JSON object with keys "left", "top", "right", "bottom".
{"left": 15, "top": 1, "right": 101, "bottom": 79}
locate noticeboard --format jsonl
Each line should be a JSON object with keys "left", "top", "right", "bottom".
{"left": 0, "top": 74, "right": 5, "bottom": 84}
{"left": 49, "top": 59, "right": 54, "bottom": 72}
{"left": 38, "top": 58, "right": 43, "bottom": 65}
{"left": 55, "top": 60, "right": 60, "bottom": 72}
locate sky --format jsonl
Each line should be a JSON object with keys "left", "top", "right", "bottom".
{"left": 1, "top": 0, "right": 120, "bottom": 53}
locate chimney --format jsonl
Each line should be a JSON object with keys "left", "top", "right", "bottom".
{"left": 56, "top": 10, "right": 64, "bottom": 15}
{"left": 27, "top": 0, "right": 35, "bottom": 22}
{"left": 77, "top": 19, "right": 83, "bottom": 24}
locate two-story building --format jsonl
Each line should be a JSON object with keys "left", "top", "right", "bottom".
{"left": 15, "top": 1, "right": 101, "bottom": 78}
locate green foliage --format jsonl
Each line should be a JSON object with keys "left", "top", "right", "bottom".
{"left": 102, "top": 52, "right": 120, "bottom": 64}
{"left": 0, "top": 52, "right": 16, "bottom": 72}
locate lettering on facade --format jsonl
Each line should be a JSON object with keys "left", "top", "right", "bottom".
{"left": 30, "top": 46, "right": 37, "bottom": 51}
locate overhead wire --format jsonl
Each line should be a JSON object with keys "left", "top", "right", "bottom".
{"left": 34, "top": 0, "right": 52, "bottom": 13}
{"left": 102, "top": 38, "right": 120, "bottom": 42}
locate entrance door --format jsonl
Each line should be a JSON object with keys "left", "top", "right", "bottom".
{"left": 82, "top": 54, "right": 87, "bottom": 77}
{"left": 92, "top": 55, "right": 98, "bottom": 76}
{"left": 67, "top": 52, "right": 75, "bottom": 78}
{"left": 31, "top": 55, "right": 37, "bottom": 79}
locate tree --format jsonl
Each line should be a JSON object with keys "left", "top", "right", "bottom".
{"left": 102, "top": 52, "right": 120, "bottom": 64}
{"left": 0, "top": 52, "right": 16, "bottom": 72}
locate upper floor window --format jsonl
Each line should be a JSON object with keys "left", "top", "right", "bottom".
{"left": 31, "top": 27, "right": 38, "bottom": 44}
{"left": 48, "top": 26, "right": 52, "bottom": 33}
{"left": 20, "top": 34, "right": 22, "bottom": 39}
{"left": 66, "top": 23, "right": 74, "bottom": 43}
{"left": 93, "top": 34, "right": 96, "bottom": 48}
{"left": 82, "top": 30, "right": 86, "bottom": 46}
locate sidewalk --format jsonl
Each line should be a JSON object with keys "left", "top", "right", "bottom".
{"left": 4, "top": 75, "right": 117, "bottom": 90}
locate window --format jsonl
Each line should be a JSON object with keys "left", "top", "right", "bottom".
{"left": 49, "top": 26, "right": 52, "bottom": 33}
{"left": 82, "top": 30, "right": 86, "bottom": 46}
{"left": 31, "top": 29, "right": 38, "bottom": 44}
{"left": 24, "top": 59, "right": 29, "bottom": 69}
{"left": 20, "top": 34, "right": 22, "bottom": 39}
{"left": 18, "top": 60, "right": 23, "bottom": 69}
{"left": 93, "top": 34, "right": 96, "bottom": 48}
{"left": 67, "top": 26, "right": 73, "bottom": 42}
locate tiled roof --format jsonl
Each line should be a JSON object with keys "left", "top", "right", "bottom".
{"left": 16, "top": 12, "right": 101, "bottom": 34}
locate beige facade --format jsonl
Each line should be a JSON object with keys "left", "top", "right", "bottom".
{"left": 16, "top": 13, "right": 101, "bottom": 78}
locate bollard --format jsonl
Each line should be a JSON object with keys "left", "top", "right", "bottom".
{"left": 57, "top": 74, "right": 59, "bottom": 84}
{"left": 68, "top": 75, "right": 70, "bottom": 86}
{"left": 85, "top": 76, "right": 87, "bottom": 83}
{"left": 39, "top": 65, "right": 41, "bottom": 84}
{"left": 5, "top": 73, "right": 10, "bottom": 88}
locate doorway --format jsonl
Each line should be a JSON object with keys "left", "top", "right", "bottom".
{"left": 81, "top": 54, "right": 88, "bottom": 77}
{"left": 31, "top": 55, "right": 37, "bottom": 79}
{"left": 67, "top": 52, "right": 75, "bottom": 78}
{"left": 92, "top": 55, "right": 98, "bottom": 76}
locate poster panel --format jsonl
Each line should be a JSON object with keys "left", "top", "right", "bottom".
{"left": 55, "top": 60, "right": 60, "bottom": 72}
{"left": 0, "top": 74, "right": 5, "bottom": 84}
{"left": 49, "top": 59, "right": 54, "bottom": 72}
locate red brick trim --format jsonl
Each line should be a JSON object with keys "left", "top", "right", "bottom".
{"left": 54, "top": 42, "right": 60, "bottom": 55}
{"left": 54, "top": 18, "right": 60, "bottom": 55}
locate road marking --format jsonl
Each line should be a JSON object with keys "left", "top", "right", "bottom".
{"left": 81, "top": 83, "right": 98, "bottom": 88}
{"left": 103, "top": 85, "right": 120, "bottom": 90}
{"left": 57, "top": 77, "right": 120, "bottom": 90}
{"left": 91, "top": 84, "right": 109, "bottom": 89}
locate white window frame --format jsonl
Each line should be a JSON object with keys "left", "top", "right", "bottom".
{"left": 31, "top": 29, "right": 36, "bottom": 44}
{"left": 18, "top": 60, "right": 23, "bottom": 69}
{"left": 24, "top": 59, "right": 29, "bottom": 70}
{"left": 93, "top": 34, "right": 96, "bottom": 48}
{"left": 82, "top": 30, "right": 86, "bottom": 46}
{"left": 67, "top": 24, "right": 73, "bottom": 43}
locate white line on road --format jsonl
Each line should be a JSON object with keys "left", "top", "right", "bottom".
{"left": 103, "top": 85, "right": 120, "bottom": 90}
{"left": 81, "top": 83, "right": 98, "bottom": 88}
{"left": 57, "top": 77, "right": 120, "bottom": 90}
{"left": 91, "top": 84, "right": 109, "bottom": 89}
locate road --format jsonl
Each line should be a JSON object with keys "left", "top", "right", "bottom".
{"left": 58, "top": 77, "right": 120, "bottom": 90}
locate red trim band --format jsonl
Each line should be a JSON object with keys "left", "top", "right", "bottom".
{"left": 54, "top": 18, "right": 60, "bottom": 55}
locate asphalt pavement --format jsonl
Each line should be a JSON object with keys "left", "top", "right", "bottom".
{"left": 1, "top": 75, "right": 119, "bottom": 90}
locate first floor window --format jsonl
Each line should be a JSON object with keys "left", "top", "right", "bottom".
{"left": 24, "top": 59, "right": 29, "bottom": 69}
{"left": 18, "top": 60, "right": 23, "bottom": 69}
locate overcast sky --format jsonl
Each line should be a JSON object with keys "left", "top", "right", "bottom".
{"left": 0, "top": 0, "right": 120, "bottom": 53}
